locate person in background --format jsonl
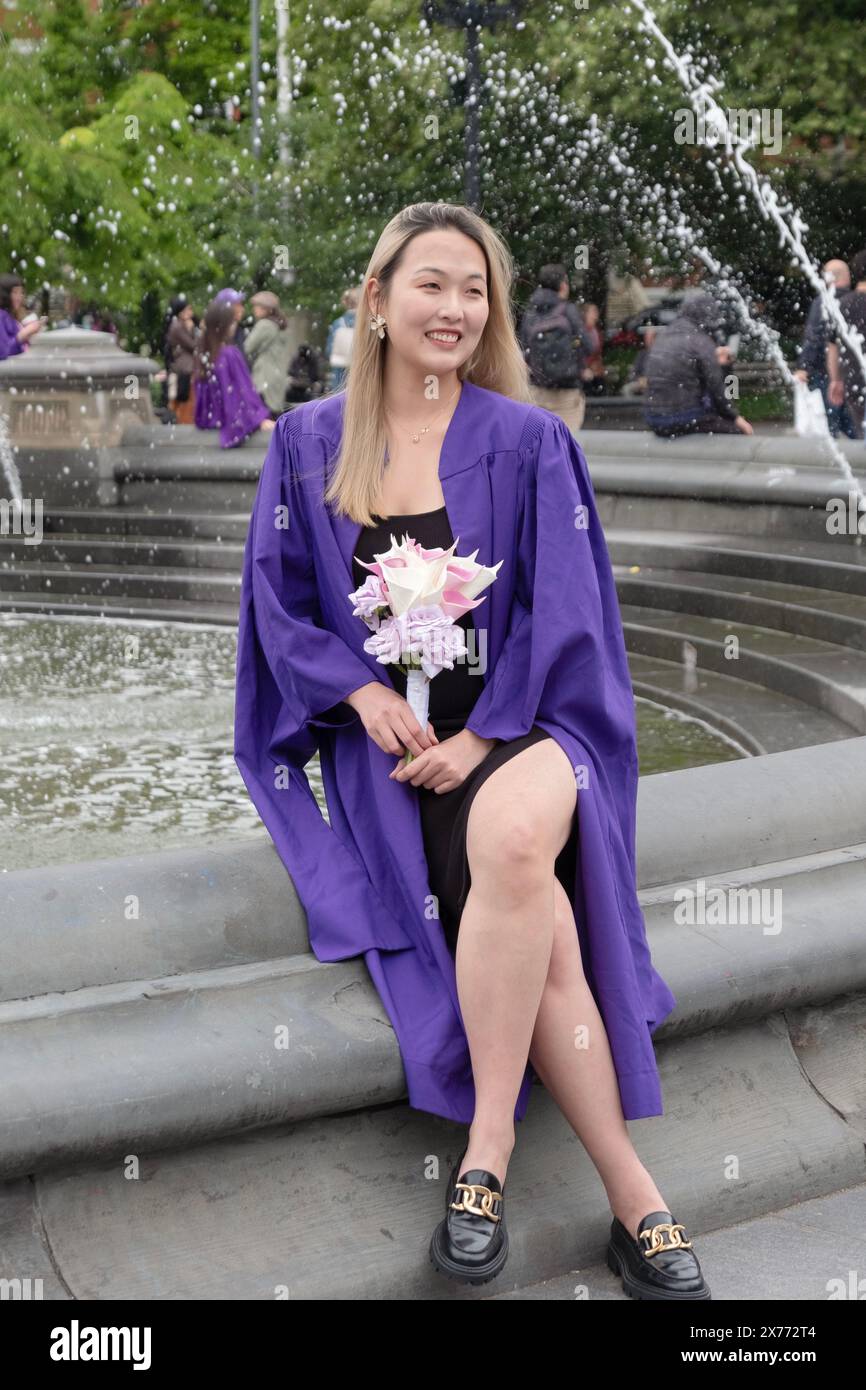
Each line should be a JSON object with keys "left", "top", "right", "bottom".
{"left": 622, "top": 324, "right": 657, "bottom": 396}
{"left": 243, "top": 291, "right": 293, "bottom": 417}
{"left": 827, "top": 247, "right": 866, "bottom": 441}
{"left": 285, "top": 343, "right": 327, "bottom": 403}
{"left": 579, "top": 302, "right": 606, "bottom": 394}
{"left": 325, "top": 286, "right": 360, "bottom": 390}
{"left": 795, "top": 259, "right": 857, "bottom": 439}
{"left": 519, "top": 262, "right": 594, "bottom": 434}
{"left": 644, "top": 291, "right": 753, "bottom": 438}
{"left": 606, "top": 267, "right": 651, "bottom": 336}
{"left": 0, "top": 273, "right": 46, "bottom": 359}
{"left": 166, "top": 298, "right": 199, "bottom": 425}
{"left": 90, "top": 308, "right": 118, "bottom": 335}
{"left": 193, "top": 299, "right": 274, "bottom": 448}
{"left": 214, "top": 287, "right": 248, "bottom": 353}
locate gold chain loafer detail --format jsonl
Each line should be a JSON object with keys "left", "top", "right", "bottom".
{"left": 607, "top": 1208, "right": 711, "bottom": 1300}
{"left": 451, "top": 1179, "right": 503, "bottom": 1222}
{"left": 429, "top": 1151, "right": 509, "bottom": 1285}
{"left": 639, "top": 1220, "right": 692, "bottom": 1255}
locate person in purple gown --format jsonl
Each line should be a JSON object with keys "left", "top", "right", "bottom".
{"left": 0, "top": 273, "right": 45, "bottom": 359}
{"left": 233, "top": 202, "right": 711, "bottom": 1297}
{"left": 192, "top": 299, "right": 274, "bottom": 448}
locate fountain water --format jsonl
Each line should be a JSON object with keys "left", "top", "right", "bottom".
{"left": 0, "top": 401, "right": 23, "bottom": 505}
{"left": 628, "top": 0, "right": 866, "bottom": 394}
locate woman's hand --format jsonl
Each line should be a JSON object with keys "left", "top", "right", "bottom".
{"left": 346, "top": 681, "right": 439, "bottom": 758}
{"left": 389, "top": 728, "right": 496, "bottom": 793}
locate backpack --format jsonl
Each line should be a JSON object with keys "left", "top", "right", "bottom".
{"left": 523, "top": 301, "right": 584, "bottom": 387}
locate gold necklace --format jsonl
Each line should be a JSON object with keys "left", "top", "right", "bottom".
{"left": 385, "top": 383, "right": 461, "bottom": 446}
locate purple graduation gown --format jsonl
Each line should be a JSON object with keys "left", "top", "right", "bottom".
{"left": 234, "top": 379, "right": 677, "bottom": 1125}
{"left": 0, "top": 309, "right": 25, "bottom": 360}
{"left": 194, "top": 343, "right": 270, "bottom": 448}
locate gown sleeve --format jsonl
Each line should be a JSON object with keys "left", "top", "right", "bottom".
{"left": 0, "top": 312, "right": 24, "bottom": 359}
{"left": 464, "top": 411, "right": 640, "bottom": 861}
{"left": 238, "top": 410, "right": 378, "bottom": 733}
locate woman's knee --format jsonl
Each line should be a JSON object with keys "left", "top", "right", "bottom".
{"left": 468, "top": 814, "right": 550, "bottom": 894}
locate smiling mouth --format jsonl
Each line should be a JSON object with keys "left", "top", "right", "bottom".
{"left": 425, "top": 330, "right": 462, "bottom": 343}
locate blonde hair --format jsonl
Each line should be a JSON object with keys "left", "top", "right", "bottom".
{"left": 323, "top": 201, "right": 534, "bottom": 526}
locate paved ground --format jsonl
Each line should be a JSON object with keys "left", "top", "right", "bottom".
{"left": 486, "top": 1180, "right": 866, "bottom": 1300}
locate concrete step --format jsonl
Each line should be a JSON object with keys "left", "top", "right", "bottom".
{"left": 486, "top": 1181, "right": 866, "bottom": 1303}
{"left": 3, "top": 740, "right": 866, "bottom": 1181}
{"left": 608, "top": 528, "right": 866, "bottom": 593}
{"left": 0, "top": 590, "right": 237, "bottom": 624}
{"left": 617, "top": 566, "right": 866, "bottom": 652}
{"left": 0, "top": 1007, "right": 862, "bottom": 1299}
{"left": 0, "top": 560, "right": 240, "bottom": 604}
{"left": 0, "top": 533, "right": 244, "bottom": 571}
{"left": 621, "top": 602, "right": 866, "bottom": 734}
{"left": 629, "top": 652, "right": 851, "bottom": 753}
{"left": 40, "top": 508, "right": 251, "bottom": 542}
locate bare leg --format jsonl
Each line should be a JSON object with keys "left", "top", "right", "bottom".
{"left": 527, "top": 875, "right": 669, "bottom": 1239}
{"left": 455, "top": 739, "right": 576, "bottom": 1186}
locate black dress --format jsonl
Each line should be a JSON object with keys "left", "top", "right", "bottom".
{"left": 352, "top": 505, "right": 578, "bottom": 957}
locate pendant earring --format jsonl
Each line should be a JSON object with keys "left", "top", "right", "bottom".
{"left": 369, "top": 313, "right": 387, "bottom": 340}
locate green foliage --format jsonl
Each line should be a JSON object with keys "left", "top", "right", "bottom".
{"left": 1, "top": 0, "right": 863, "bottom": 347}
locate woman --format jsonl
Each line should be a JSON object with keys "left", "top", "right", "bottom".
{"left": 193, "top": 299, "right": 274, "bottom": 449}
{"left": 580, "top": 301, "right": 606, "bottom": 394}
{"left": 325, "top": 285, "right": 360, "bottom": 390}
{"left": 214, "top": 287, "right": 248, "bottom": 353}
{"left": 165, "top": 298, "right": 198, "bottom": 425}
{"left": 234, "top": 202, "right": 709, "bottom": 1299}
{"left": 243, "top": 291, "right": 293, "bottom": 417}
{"left": 0, "top": 273, "right": 45, "bottom": 359}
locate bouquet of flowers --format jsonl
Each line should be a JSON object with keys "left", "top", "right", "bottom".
{"left": 349, "top": 529, "right": 502, "bottom": 768}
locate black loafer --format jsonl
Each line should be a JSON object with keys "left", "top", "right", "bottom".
{"left": 607, "top": 1208, "right": 711, "bottom": 1300}
{"left": 429, "top": 1150, "right": 508, "bottom": 1285}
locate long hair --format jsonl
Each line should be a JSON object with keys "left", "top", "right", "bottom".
{"left": 0, "top": 272, "right": 24, "bottom": 317}
{"left": 193, "top": 299, "right": 236, "bottom": 383}
{"left": 323, "top": 202, "right": 533, "bottom": 526}
{"left": 162, "top": 293, "right": 189, "bottom": 365}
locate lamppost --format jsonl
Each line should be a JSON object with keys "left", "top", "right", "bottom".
{"left": 422, "top": 1, "right": 527, "bottom": 210}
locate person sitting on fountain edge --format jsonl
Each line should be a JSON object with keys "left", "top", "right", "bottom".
{"left": 193, "top": 299, "right": 275, "bottom": 449}
{"left": 0, "top": 273, "right": 46, "bottom": 360}
{"left": 643, "top": 291, "right": 753, "bottom": 439}
{"left": 826, "top": 248, "right": 866, "bottom": 443}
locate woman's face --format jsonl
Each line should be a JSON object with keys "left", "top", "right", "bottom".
{"left": 233, "top": 302, "right": 244, "bottom": 321}
{"left": 10, "top": 285, "right": 24, "bottom": 314}
{"left": 369, "top": 228, "right": 489, "bottom": 378}
{"left": 179, "top": 304, "right": 194, "bottom": 325}
{"left": 252, "top": 304, "right": 267, "bottom": 319}
{"left": 584, "top": 303, "right": 599, "bottom": 327}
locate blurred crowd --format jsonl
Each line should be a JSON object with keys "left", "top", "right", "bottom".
{"left": 2, "top": 250, "right": 864, "bottom": 448}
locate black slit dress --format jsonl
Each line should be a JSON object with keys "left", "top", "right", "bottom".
{"left": 352, "top": 505, "right": 579, "bottom": 957}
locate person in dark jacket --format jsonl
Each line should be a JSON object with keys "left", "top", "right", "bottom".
{"left": 166, "top": 299, "right": 199, "bottom": 425}
{"left": 795, "top": 259, "right": 857, "bottom": 439}
{"left": 827, "top": 248, "right": 866, "bottom": 441}
{"left": 518, "top": 264, "right": 595, "bottom": 433}
{"left": 644, "top": 292, "right": 752, "bottom": 438}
